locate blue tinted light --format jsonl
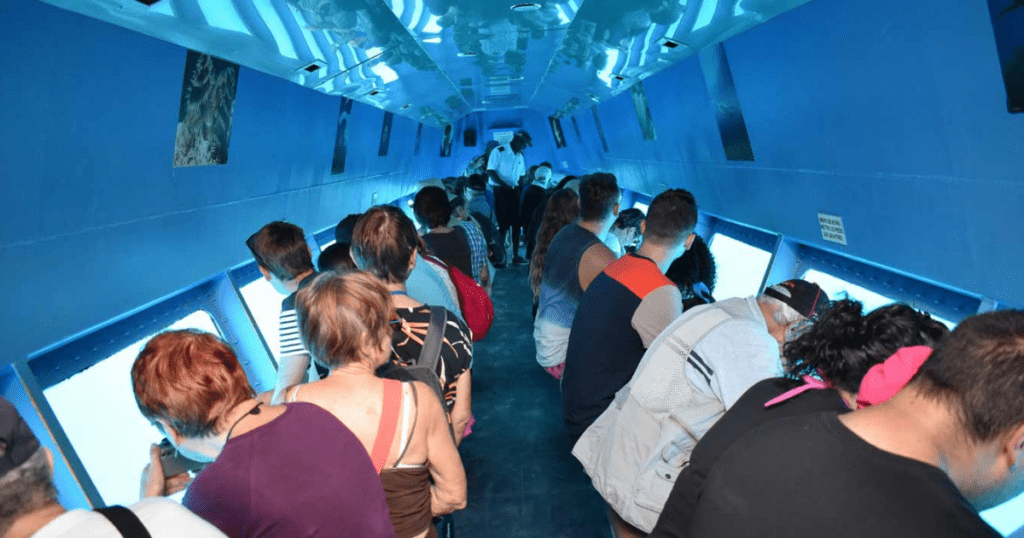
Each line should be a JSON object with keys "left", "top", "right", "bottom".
{"left": 196, "top": 0, "right": 250, "bottom": 35}
{"left": 693, "top": 0, "right": 719, "bottom": 32}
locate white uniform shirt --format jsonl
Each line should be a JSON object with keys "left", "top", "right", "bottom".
{"left": 486, "top": 144, "right": 524, "bottom": 188}
{"left": 32, "top": 498, "right": 227, "bottom": 538}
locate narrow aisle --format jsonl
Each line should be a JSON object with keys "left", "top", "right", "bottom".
{"left": 456, "top": 264, "right": 612, "bottom": 537}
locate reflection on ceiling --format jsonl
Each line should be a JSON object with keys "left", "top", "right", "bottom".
{"left": 40, "top": 0, "right": 811, "bottom": 127}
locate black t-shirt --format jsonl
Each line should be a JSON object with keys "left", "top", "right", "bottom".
{"left": 650, "top": 378, "right": 848, "bottom": 538}
{"left": 687, "top": 412, "right": 1001, "bottom": 538}
{"left": 423, "top": 228, "right": 474, "bottom": 278}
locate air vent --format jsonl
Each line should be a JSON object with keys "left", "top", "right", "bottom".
{"left": 133, "top": 0, "right": 163, "bottom": 5}
{"left": 401, "top": 104, "right": 412, "bottom": 109}
{"left": 656, "top": 37, "right": 688, "bottom": 50}
{"left": 298, "top": 60, "right": 326, "bottom": 74}
{"left": 367, "top": 89, "right": 382, "bottom": 97}
{"left": 510, "top": 3, "right": 541, "bottom": 12}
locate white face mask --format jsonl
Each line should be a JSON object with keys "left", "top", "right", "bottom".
{"left": 535, "top": 168, "right": 552, "bottom": 186}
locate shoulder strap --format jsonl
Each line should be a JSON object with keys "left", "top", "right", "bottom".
{"left": 393, "top": 383, "right": 420, "bottom": 467}
{"left": 370, "top": 379, "right": 403, "bottom": 474}
{"left": 419, "top": 306, "right": 448, "bottom": 373}
{"left": 95, "top": 506, "right": 153, "bottom": 538}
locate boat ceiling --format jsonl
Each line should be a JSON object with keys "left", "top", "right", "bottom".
{"left": 40, "top": 0, "right": 812, "bottom": 127}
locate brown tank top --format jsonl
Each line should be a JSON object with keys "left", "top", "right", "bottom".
{"left": 376, "top": 382, "right": 434, "bottom": 538}
{"left": 380, "top": 467, "right": 435, "bottom": 538}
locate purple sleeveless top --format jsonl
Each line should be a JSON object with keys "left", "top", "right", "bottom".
{"left": 183, "top": 402, "right": 397, "bottom": 538}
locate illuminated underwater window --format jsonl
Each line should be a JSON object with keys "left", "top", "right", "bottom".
{"left": 632, "top": 202, "right": 649, "bottom": 213}
{"left": 708, "top": 233, "right": 772, "bottom": 300}
{"left": 239, "top": 278, "right": 284, "bottom": 361}
{"left": 800, "top": 269, "right": 894, "bottom": 312}
{"left": 319, "top": 239, "right": 336, "bottom": 252}
{"left": 800, "top": 269, "right": 956, "bottom": 329}
{"left": 43, "top": 310, "right": 221, "bottom": 507}
{"left": 982, "top": 493, "right": 1024, "bottom": 537}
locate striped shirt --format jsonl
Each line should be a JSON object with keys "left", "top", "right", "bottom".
{"left": 279, "top": 273, "right": 317, "bottom": 358}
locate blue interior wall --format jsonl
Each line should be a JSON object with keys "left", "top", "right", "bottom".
{"left": 0, "top": 1, "right": 478, "bottom": 369}
{"left": 578, "top": 0, "right": 1023, "bottom": 307}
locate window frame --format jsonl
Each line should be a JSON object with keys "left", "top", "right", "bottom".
{"left": 22, "top": 271, "right": 278, "bottom": 507}
{"left": 792, "top": 243, "right": 981, "bottom": 325}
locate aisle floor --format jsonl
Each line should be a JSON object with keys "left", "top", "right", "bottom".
{"left": 454, "top": 264, "right": 612, "bottom": 537}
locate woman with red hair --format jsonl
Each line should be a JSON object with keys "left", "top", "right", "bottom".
{"left": 132, "top": 329, "right": 396, "bottom": 538}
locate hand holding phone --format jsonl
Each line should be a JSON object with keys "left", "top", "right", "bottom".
{"left": 140, "top": 441, "right": 202, "bottom": 499}
{"left": 157, "top": 438, "right": 206, "bottom": 478}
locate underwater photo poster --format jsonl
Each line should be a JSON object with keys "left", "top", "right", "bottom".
{"left": 591, "top": 106, "right": 610, "bottom": 152}
{"left": 414, "top": 122, "right": 423, "bottom": 156}
{"left": 331, "top": 97, "right": 354, "bottom": 175}
{"left": 629, "top": 81, "right": 657, "bottom": 141}
{"left": 987, "top": 0, "right": 1024, "bottom": 113}
{"left": 440, "top": 124, "right": 453, "bottom": 157}
{"left": 549, "top": 116, "right": 567, "bottom": 148}
{"left": 378, "top": 111, "right": 394, "bottom": 157}
{"left": 173, "top": 50, "right": 239, "bottom": 167}
{"left": 700, "top": 43, "right": 755, "bottom": 161}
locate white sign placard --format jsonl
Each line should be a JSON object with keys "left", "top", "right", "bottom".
{"left": 818, "top": 213, "right": 848, "bottom": 245}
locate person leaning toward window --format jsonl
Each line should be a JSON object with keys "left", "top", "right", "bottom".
{"left": 132, "top": 330, "right": 396, "bottom": 538}
{"left": 287, "top": 270, "right": 467, "bottom": 538}
{"left": 649, "top": 300, "right": 949, "bottom": 538}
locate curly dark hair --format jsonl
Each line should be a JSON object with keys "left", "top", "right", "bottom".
{"left": 665, "top": 235, "right": 716, "bottom": 298}
{"left": 529, "top": 188, "right": 580, "bottom": 298}
{"left": 783, "top": 300, "right": 950, "bottom": 394}
{"left": 613, "top": 208, "right": 645, "bottom": 232}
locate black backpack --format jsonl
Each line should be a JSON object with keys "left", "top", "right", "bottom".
{"left": 379, "top": 306, "right": 456, "bottom": 440}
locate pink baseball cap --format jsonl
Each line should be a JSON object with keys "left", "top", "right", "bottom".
{"left": 855, "top": 346, "right": 933, "bottom": 409}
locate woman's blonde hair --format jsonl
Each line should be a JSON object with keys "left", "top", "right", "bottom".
{"left": 295, "top": 270, "right": 395, "bottom": 368}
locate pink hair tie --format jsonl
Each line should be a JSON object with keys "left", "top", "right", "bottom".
{"left": 855, "top": 346, "right": 933, "bottom": 409}
{"left": 764, "top": 375, "right": 833, "bottom": 408}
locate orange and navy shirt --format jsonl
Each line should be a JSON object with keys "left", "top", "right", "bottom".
{"left": 562, "top": 253, "right": 682, "bottom": 438}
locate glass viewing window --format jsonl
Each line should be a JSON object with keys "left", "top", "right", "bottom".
{"left": 707, "top": 233, "right": 772, "bottom": 300}
{"left": 982, "top": 492, "right": 1024, "bottom": 536}
{"left": 43, "top": 310, "right": 222, "bottom": 507}
{"left": 239, "top": 278, "right": 284, "bottom": 361}
{"left": 800, "top": 269, "right": 957, "bottom": 329}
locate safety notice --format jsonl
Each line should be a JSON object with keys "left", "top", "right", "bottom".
{"left": 818, "top": 213, "right": 847, "bottom": 245}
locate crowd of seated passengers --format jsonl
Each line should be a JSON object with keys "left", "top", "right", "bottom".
{"left": 516, "top": 170, "right": 1024, "bottom": 537}
{"left": 8, "top": 167, "right": 1024, "bottom": 538}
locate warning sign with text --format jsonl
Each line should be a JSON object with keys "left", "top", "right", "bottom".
{"left": 818, "top": 213, "right": 848, "bottom": 245}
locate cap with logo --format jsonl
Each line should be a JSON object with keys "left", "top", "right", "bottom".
{"left": 762, "top": 279, "right": 829, "bottom": 318}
